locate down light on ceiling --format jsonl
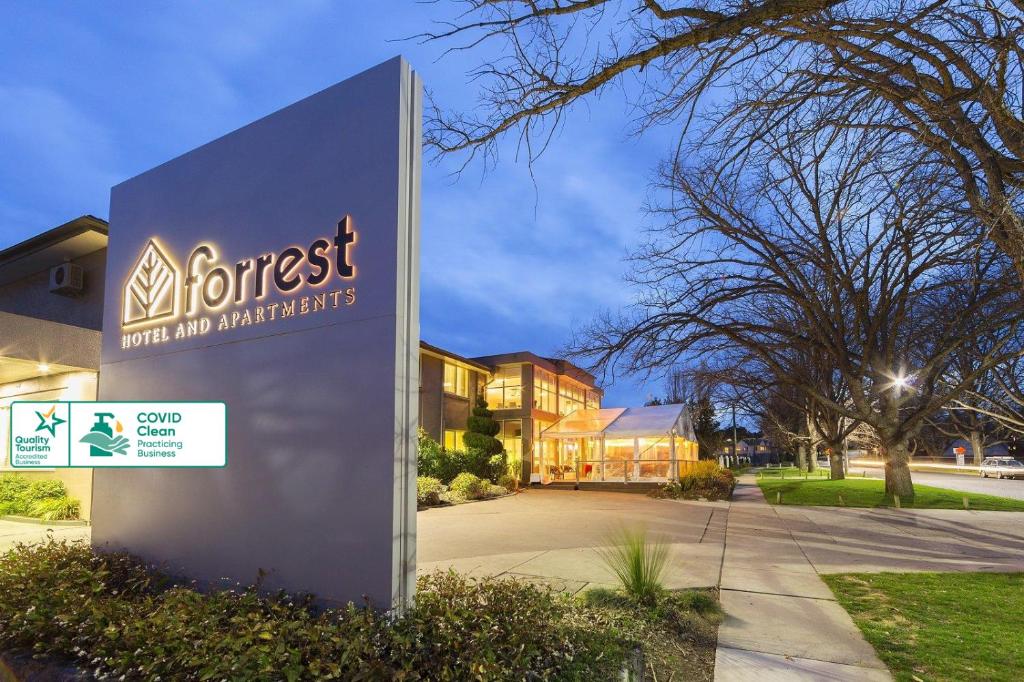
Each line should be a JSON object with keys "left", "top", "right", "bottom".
{"left": 37, "top": 363, "right": 50, "bottom": 373}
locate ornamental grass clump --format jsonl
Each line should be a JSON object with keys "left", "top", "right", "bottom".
{"left": 597, "top": 528, "right": 669, "bottom": 606}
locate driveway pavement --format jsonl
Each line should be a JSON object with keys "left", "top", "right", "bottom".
{"left": 417, "top": 488, "right": 727, "bottom": 593}
{"left": 0, "top": 519, "right": 90, "bottom": 553}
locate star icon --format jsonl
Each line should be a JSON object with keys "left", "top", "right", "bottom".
{"left": 34, "top": 406, "right": 66, "bottom": 437}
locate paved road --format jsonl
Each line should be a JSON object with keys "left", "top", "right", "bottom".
{"left": 0, "top": 519, "right": 90, "bottom": 553}
{"left": 417, "top": 488, "right": 727, "bottom": 593}
{"left": 850, "top": 466, "right": 1024, "bottom": 500}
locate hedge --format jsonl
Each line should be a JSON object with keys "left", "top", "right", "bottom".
{"left": 0, "top": 540, "right": 626, "bottom": 680}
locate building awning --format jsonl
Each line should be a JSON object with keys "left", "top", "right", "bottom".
{"left": 541, "top": 403, "right": 696, "bottom": 441}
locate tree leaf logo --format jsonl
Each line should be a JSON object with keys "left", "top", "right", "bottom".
{"left": 122, "top": 239, "right": 179, "bottom": 326}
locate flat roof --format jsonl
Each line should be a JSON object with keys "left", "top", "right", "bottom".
{"left": 0, "top": 215, "right": 108, "bottom": 286}
{"left": 471, "top": 350, "right": 599, "bottom": 389}
{"left": 419, "top": 340, "right": 492, "bottom": 373}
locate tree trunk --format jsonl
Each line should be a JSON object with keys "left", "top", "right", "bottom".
{"left": 796, "top": 443, "right": 808, "bottom": 472}
{"left": 826, "top": 444, "right": 845, "bottom": 480}
{"left": 807, "top": 447, "right": 817, "bottom": 472}
{"left": 969, "top": 430, "right": 985, "bottom": 466}
{"left": 882, "top": 440, "right": 914, "bottom": 498}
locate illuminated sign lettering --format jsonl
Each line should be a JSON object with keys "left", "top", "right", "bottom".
{"left": 120, "top": 216, "right": 358, "bottom": 349}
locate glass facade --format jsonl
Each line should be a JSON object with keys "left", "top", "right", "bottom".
{"left": 533, "top": 367, "right": 557, "bottom": 413}
{"left": 443, "top": 428, "right": 466, "bottom": 450}
{"left": 443, "top": 362, "right": 470, "bottom": 398}
{"left": 558, "top": 380, "right": 586, "bottom": 415}
{"left": 498, "top": 419, "right": 523, "bottom": 458}
{"left": 533, "top": 419, "right": 555, "bottom": 476}
{"left": 486, "top": 365, "right": 522, "bottom": 409}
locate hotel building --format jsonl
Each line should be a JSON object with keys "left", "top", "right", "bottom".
{"left": 1, "top": 217, "right": 699, "bottom": 518}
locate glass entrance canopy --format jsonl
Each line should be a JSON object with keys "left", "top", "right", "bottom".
{"left": 538, "top": 404, "right": 698, "bottom": 484}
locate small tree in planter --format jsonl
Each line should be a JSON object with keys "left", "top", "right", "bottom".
{"left": 464, "top": 395, "right": 504, "bottom": 480}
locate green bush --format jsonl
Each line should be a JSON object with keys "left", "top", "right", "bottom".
{"left": 464, "top": 395, "right": 503, "bottom": 456}
{"left": 0, "top": 476, "right": 78, "bottom": 519}
{"left": 28, "top": 496, "right": 81, "bottom": 521}
{"left": 596, "top": 528, "right": 669, "bottom": 606}
{"left": 0, "top": 541, "right": 626, "bottom": 680}
{"left": 418, "top": 429, "right": 504, "bottom": 483}
{"left": 498, "top": 473, "right": 519, "bottom": 492}
{"left": 657, "top": 461, "right": 735, "bottom": 501}
{"left": 27, "top": 479, "right": 67, "bottom": 501}
{"left": 416, "top": 476, "right": 444, "bottom": 506}
{"left": 449, "top": 472, "right": 488, "bottom": 500}
{"left": 0, "top": 474, "right": 30, "bottom": 501}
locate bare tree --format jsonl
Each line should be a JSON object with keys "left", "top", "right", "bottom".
{"left": 425, "top": 1, "right": 1024, "bottom": 276}
{"left": 570, "top": 123, "right": 1024, "bottom": 496}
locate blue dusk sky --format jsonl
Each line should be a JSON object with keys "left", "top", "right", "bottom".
{"left": 0, "top": 1, "right": 680, "bottom": 407}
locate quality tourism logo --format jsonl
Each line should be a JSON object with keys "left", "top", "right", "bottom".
{"left": 34, "top": 404, "right": 66, "bottom": 437}
{"left": 8, "top": 402, "right": 70, "bottom": 468}
{"left": 119, "top": 216, "right": 359, "bottom": 350}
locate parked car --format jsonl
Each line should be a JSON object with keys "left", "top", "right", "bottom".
{"left": 980, "top": 457, "right": 1024, "bottom": 479}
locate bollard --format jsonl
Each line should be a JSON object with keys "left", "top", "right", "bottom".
{"left": 776, "top": 491, "right": 782, "bottom": 504}
{"left": 894, "top": 494, "right": 901, "bottom": 509}
{"left": 838, "top": 494, "right": 845, "bottom": 506}
{"left": 963, "top": 496, "right": 970, "bottom": 510}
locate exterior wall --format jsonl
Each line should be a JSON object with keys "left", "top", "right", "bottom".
{"left": 419, "top": 353, "right": 444, "bottom": 441}
{"left": 0, "top": 371, "right": 98, "bottom": 519}
{"left": 0, "top": 248, "right": 106, "bottom": 331}
{"left": 417, "top": 349, "right": 486, "bottom": 446}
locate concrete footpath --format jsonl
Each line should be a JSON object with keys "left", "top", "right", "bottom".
{"left": 714, "top": 477, "right": 891, "bottom": 681}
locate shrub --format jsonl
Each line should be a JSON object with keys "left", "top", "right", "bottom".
{"left": 27, "top": 496, "right": 80, "bottom": 521}
{"left": 418, "top": 431, "right": 503, "bottom": 483}
{"left": 416, "top": 476, "right": 444, "bottom": 506}
{"left": 0, "top": 477, "right": 78, "bottom": 519}
{"left": 657, "top": 461, "right": 736, "bottom": 501}
{"left": 596, "top": 528, "right": 669, "bottom": 606}
{"left": 463, "top": 395, "right": 503, "bottom": 455}
{"left": 27, "top": 479, "right": 67, "bottom": 501}
{"left": 449, "top": 472, "right": 488, "bottom": 500}
{"left": 498, "top": 473, "right": 519, "bottom": 492}
{"left": 0, "top": 541, "right": 626, "bottom": 681}
{"left": 0, "top": 474, "right": 30, "bottom": 502}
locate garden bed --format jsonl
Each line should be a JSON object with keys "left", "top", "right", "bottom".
{"left": 0, "top": 540, "right": 722, "bottom": 680}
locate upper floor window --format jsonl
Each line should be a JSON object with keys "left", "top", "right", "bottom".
{"left": 486, "top": 365, "right": 522, "bottom": 410}
{"left": 585, "top": 389, "right": 601, "bottom": 410}
{"left": 534, "top": 367, "right": 557, "bottom": 413}
{"left": 443, "top": 362, "right": 471, "bottom": 398}
{"left": 558, "top": 380, "right": 586, "bottom": 416}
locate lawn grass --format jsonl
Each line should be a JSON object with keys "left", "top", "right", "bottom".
{"left": 757, "top": 477, "right": 1024, "bottom": 510}
{"left": 756, "top": 466, "right": 835, "bottom": 479}
{"left": 824, "top": 572, "right": 1024, "bottom": 681}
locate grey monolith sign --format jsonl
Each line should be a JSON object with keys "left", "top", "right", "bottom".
{"left": 92, "top": 57, "right": 420, "bottom": 608}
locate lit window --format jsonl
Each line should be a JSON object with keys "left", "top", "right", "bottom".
{"left": 558, "top": 379, "right": 586, "bottom": 415}
{"left": 585, "top": 389, "right": 601, "bottom": 410}
{"left": 498, "top": 419, "right": 523, "bottom": 456}
{"left": 486, "top": 365, "right": 522, "bottom": 409}
{"left": 443, "top": 429, "right": 466, "bottom": 450}
{"left": 443, "top": 362, "right": 471, "bottom": 398}
{"left": 533, "top": 367, "right": 557, "bottom": 413}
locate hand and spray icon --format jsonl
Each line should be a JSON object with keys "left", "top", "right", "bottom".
{"left": 79, "top": 412, "right": 131, "bottom": 456}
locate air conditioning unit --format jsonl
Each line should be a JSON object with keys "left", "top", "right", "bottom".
{"left": 49, "top": 262, "right": 84, "bottom": 296}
